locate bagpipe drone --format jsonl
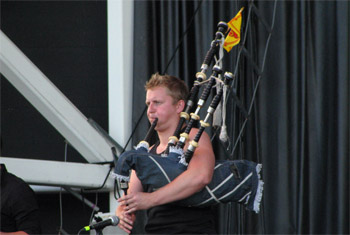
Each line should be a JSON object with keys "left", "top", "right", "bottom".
{"left": 112, "top": 21, "right": 264, "bottom": 213}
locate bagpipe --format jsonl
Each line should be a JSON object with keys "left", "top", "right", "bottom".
{"left": 112, "top": 21, "right": 264, "bottom": 213}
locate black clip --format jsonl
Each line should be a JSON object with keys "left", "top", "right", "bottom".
{"left": 229, "top": 163, "right": 241, "bottom": 179}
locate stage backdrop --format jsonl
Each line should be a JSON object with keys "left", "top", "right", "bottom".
{"left": 131, "top": 1, "right": 349, "bottom": 234}
{"left": 1, "top": 1, "right": 109, "bottom": 234}
{"left": 1, "top": 0, "right": 348, "bottom": 234}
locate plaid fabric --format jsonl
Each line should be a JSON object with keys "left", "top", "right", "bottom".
{"left": 113, "top": 145, "right": 264, "bottom": 213}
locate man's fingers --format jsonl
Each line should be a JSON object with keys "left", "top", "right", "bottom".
{"left": 118, "top": 215, "right": 133, "bottom": 234}
{"left": 126, "top": 205, "right": 137, "bottom": 214}
{"left": 119, "top": 224, "right": 131, "bottom": 234}
{"left": 124, "top": 216, "right": 133, "bottom": 225}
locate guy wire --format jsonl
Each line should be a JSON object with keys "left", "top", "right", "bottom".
{"left": 120, "top": 0, "right": 204, "bottom": 154}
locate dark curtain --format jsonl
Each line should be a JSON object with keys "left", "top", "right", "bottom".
{"left": 132, "top": 0, "right": 349, "bottom": 234}
{"left": 257, "top": 1, "right": 349, "bottom": 234}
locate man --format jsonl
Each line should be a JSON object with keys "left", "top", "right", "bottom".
{"left": 0, "top": 164, "right": 41, "bottom": 235}
{"left": 116, "top": 73, "right": 216, "bottom": 234}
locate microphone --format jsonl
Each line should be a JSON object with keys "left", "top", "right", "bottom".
{"left": 84, "top": 216, "right": 119, "bottom": 231}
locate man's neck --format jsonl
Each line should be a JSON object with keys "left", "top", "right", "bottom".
{"left": 157, "top": 126, "right": 177, "bottom": 152}
{"left": 158, "top": 130, "right": 172, "bottom": 145}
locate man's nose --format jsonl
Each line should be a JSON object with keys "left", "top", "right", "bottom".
{"left": 148, "top": 103, "right": 156, "bottom": 112}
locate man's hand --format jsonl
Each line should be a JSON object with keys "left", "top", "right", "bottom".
{"left": 118, "top": 192, "right": 155, "bottom": 214}
{"left": 115, "top": 204, "right": 135, "bottom": 234}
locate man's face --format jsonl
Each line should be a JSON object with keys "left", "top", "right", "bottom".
{"left": 146, "top": 86, "right": 180, "bottom": 131}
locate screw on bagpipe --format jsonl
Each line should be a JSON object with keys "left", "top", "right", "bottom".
{"left": 165, "top": 21, "right": 228, "bottom": 153}
{"left": 184, "top": 72, "right": 234, "bottom": 163}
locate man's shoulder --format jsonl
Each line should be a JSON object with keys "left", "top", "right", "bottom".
{"left": 2, "top": 172, "right": 34, "bottom": 196}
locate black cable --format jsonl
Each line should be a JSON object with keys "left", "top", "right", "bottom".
{"left": 83, "top": 0, "right": 203, "bottom": 194}
{"left": 114, "top": 176, "right": 122, "bottom": 200}
{"left": 223, "top": 1, "right": 277, "bottom": 235}
{"left": 58, "top": 140, "right": 68, "bottom": 235}
{"left": 111, "top": 1, "right": 205, "bottom": 200}
{"left": 89, "top": 192, "right": 98, "bottom": 224}
{"left": 120, "top": 106, "right": 147, "bottom": 155}
{"left": 59, "top": 140, "right": 114, "bottom": 192}
{"left": 77, "top": 227, "right": 85, "bottom": 235}
{"left": 162, "top": 0, "right": 204, "bottom": 74}
{"left": 116, "top": 0, "right": 205, "bottom": 153}
{"left": 82, "top": 165, "right": 113, "bottom": 192}
{"left": 230, "top": 0, "right": 277, "bottom": 158}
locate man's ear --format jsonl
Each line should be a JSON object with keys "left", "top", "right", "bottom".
{"left": 176, "top": 100, "right": 186, "bottom": 113}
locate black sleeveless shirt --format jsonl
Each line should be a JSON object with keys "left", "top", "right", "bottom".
{"left": 144, "top": 142, "right": 217, "bottom": 234}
